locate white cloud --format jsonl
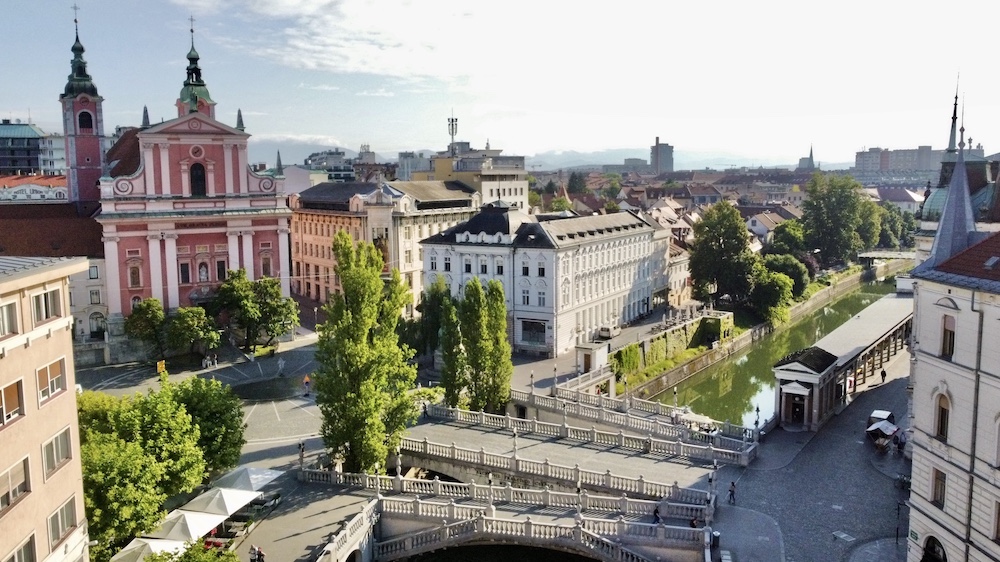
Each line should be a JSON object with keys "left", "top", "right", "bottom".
{"left": 356, "top": 88, "right": 394, "bottom": 97}
{"left": 250, "top": 132, "right": 344, "bottom": 145}
{"left": 297, "top": 82, "right": 340, "bottom": 91}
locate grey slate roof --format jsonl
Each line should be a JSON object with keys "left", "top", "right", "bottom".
{"left": 537, "top": 211, "right": 655, "bottom": 248}
{"left": 387, "top": 180, "right": 476, "bottom": 201}
{"left": 0, "top": 256, "right": 87, "bottom": 281}
{"left": 774, "top": 347, "right": 838, "bottom": 373}
{"left": 913, "top": 146, "right": 977, "bottom": 274}
{"left": 299, "top": 182, "right": 380, "bottom": 204}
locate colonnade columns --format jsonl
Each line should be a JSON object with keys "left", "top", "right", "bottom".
{"left": 147, "top": 234, "right": 164, "bottom": 304}
{"left": 164, "top": 234, "right": 179, "bottom": 309}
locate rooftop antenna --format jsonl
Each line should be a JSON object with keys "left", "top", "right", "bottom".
{"left": 448, "top": 111, "right": 458, "bottom": 157}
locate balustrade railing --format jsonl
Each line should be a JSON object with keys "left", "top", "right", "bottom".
{"left": 423, "top": 403, "right": 756, "bottom": 466}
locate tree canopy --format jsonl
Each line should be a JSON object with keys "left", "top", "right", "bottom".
{"left": 314, "top": 230, "right": 416, "bottom": 473}
{"left": 173, "top": 376, "right": 246, "bottom": 475}
{"left": 857, "top": 199, "right": 883, "bottom": 250}
{"left": 124, "top": 298, "right": 167, "bottom": 359}
{"left": 750, "top": 266, "right": 794, "bottom": 325}
{"left": 543, "top": 179, "right": 558, "bottom": 194}
{"left": 146, "top": 543, "right": 240, "bottom": 562}
{"left": 550, "top": 196, "right": 572, "bottom": 212}
{"left": 528, "top": 190, "right": 542, "bottom": 209}
{"left": 460, "top": 278, "right": 492, "bottom": 410}
{"left": 765, "top": 220, "right": 807, "bottom": 256}
{"left": 165, "top": 307, "right": 220, "bottom": 354}
{"left": 762, "top": 253, "right": 810, "bottom": 298}
{"left": 216, "top": 269, "right": 298, "bottom": 351}
{"left": 689, "top": 201, "right": 756, "bottom": 303}
{"left": 481, "top": 280, "right": 513, "bottom": 413}
{"left": 438, "top": 296, "right": 466, "bottom": 408}
{"left": 801, "top": 174, "right": 864, "bottom": 265}
{"left": 567, "top": 171, "right": 587, "bottom": 194}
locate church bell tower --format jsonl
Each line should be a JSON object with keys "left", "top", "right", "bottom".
{"left": 60, "top": 11, "right": 105, "bottom": 202}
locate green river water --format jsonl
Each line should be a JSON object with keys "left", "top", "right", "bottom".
{"left": 653, "top": 281, "right": 898, "bottom": 428}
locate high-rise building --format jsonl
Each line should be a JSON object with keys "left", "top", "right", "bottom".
{"left": 0, "top": 256, "right": 90, "bottom": 562}
{"left": 650, "top": 137, "right": 674, "bottom": 175}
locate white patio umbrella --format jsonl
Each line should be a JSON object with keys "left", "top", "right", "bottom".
{"left": 110, "top": 539, "right": 186, "bottom": 562}
{"left": 143, "top": 510, "right": 227, "bottom": 542}
{"left": 213, "top": 467, "right": 283, "bottom": 491}
{"left": 182, "top": 487, "right": 261, "bottom": 516}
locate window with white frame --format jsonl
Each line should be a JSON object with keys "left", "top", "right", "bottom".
{"left": 405, "top": 250, "right": 412, "bottom": 265}
{"left": 537, "top": 291, "right": 546, "bottom": 307}
{"left": 0, "top": 302, "right": 17, "bottom": 338}
{"left": 37, "top": 360, "right": 65, "bottom": 404}
{"left": 444, "top": 257, "right": 451, "bottom": 272}
{"left": 430, "top": 257, "right": 438, "bottom": 271}
{"left": 1, "top": 381, "right": 22, "bottom": 425}
{"left": 932, "top": 469, "right": 946, "bottom": 508}
{"left": 43, "top": 429, "right": 72, "bottom": 477}
{"left": 47, "top": 497, "right": 76, "bottom": 548}
{"left": 32, "top": 289, "right": 61, "bottom": 324}
{"left": 216, "top": 260, "right": 227, "bottom": 281}
{"left": 496, "top": 261, "right": 504, "bottom": 275}
{"left": 179, "top": 263, "right": 191, "bottom": 284}
{"left": 88, "top": 265, "right": 99, "bottom": 279}
{"left": 3, "top": 535, "right": 35, "bottom": 562}
{"left": 89, "top": 290, "right": 101, "bottom": 305}
{"left": 0, "top": 458, "right": 29, "bottom": 514}
{"left": 522, "top": 289, "right": 530, "bottom": 306}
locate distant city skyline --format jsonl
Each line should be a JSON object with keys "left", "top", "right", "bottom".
{"left": 5, "top": 1, "right": 1000, "bottom": 168}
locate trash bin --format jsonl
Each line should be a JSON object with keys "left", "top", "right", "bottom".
{"left": 712, "top": 531, "right": 721, "bottom": 549}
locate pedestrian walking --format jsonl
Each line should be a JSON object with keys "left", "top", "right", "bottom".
{"left": 248, "top": 545, "right": 258, "bottom": 562}
{"left": 256, "top": 548, "right": 265, "bottom": 562}
{"left": 303, "top": 374, "right": 311, "bottom": 396}
{"left": 728, "top": 481, "right": 736, "bottom": 504}
{"left": 653, "top": 506, "right": 660, "bottom": 524}
{"left": 212, "top": 353, "right": 218, "bottom": 367}
{"left": 881, "top": 369, "right": 887, "bottom": 384}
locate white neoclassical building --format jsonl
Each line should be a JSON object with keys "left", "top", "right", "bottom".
{"left": 421, "top": 202, "right": 655, "bottom": 357}
{"left": 906, "top": 144, "right": 1000, "bottom": 562}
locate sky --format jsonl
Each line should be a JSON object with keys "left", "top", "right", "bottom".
{"left": 5, "top": 0, "right": 1000, "bottom": 168}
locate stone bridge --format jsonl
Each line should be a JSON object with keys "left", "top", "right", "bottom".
{"left": 305, "top": 471, "right": 713, "bottom": 562}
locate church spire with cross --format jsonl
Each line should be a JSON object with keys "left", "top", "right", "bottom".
{"left": 61, "top": 3, "right": 106, "bottom": 202}
{"left": 177, "top": 14, "right": 216, "bottom": 118}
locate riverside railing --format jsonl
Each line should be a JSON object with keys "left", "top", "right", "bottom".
{"left": 299, "top": 469, "right": 712, "bottom": 521}
{"left": 373, "top": 508, "right": 708, "bottom": 562}
{"left": 509, "top": 388, "right": 750, "bottom": 451}
{"left": 424, "top": 403, "right": 756, "bottom": 465}
{"left": 316, "top": 497, "right": 380, "bottom": 562}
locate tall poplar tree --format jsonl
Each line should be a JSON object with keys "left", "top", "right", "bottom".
{"left": 438, "top": 296, "right": 466, "bottom": 408}
{"left": 459, "top": 278, "right": 492, "bottom": 410}
{"left": 483, "top": 280, "right": 513, "bottom": 413}
{"left": 314, "top": 231, "right": 416, "bottom": 473}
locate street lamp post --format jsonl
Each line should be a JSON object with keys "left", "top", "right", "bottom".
{"left": 673, "top": 386, "right": 678, "bottom": 408}
{"left": 530, "top": 370, "right": 534, "bottom": 395}
{"left": 313, "top": 306, "right": 318, "bottom": 330}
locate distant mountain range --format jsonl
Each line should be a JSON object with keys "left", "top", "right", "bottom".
{"left": 247, "top": 140, "right": 852, "bottom": 173}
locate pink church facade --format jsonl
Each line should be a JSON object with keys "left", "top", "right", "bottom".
{"left": 95, "top": 39, "right": 291, "bottom": 318}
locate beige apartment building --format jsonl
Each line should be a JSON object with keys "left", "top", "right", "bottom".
{"left": 1, "top": 257, "right": 90, "bottom": 562}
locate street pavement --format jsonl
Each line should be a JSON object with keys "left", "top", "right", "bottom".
{"left": 76, "top": 312, "right": 913, "bottom": 562}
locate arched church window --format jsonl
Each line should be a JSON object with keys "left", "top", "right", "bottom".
{"left": 78, "top": 112, "right": 93, "bottom": 131}
{"left": 191, "top": 163, "right": 206, "bottom": 197}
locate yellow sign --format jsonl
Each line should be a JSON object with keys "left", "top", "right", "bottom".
{"left": 157, "top": 360, "right": 166, "bottom": 374}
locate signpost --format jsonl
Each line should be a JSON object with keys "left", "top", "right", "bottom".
{"left": 156, "top": 360, "right": 166, "bottom": 375}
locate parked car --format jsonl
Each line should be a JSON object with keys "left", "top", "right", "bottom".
{"left": 598, "top": 325, "right": 621, "bottom": 339}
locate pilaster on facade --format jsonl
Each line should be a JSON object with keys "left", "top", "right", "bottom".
{"left": 241, "top": 230, "right": 255, "bottom": 281}
{"left": 163, "top": 233, "right": 180, "bottom": 308}
{"left": 147, "top": 234, "right": 164, "bottom": 303}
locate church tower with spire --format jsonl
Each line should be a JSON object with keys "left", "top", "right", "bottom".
{"left": 60, "top": 13, "right": 105, "bottom": 202}
{"left": 175, "top": 19, "right": 216, "bottom": 119}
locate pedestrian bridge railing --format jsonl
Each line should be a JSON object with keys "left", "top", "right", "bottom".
{"left": 374, "top": 504, "right": 709, "bottom": 562}
{"left": 317, "top": 496, "right": 380, "bottom": 562}
{"left": 424, "top": 403, "right": 756, "bottom": 466}
{"left": 510, "top": 389, "right": 750, "bottom": 452}
{"left": 300, "top": 469, "right": 712, "bottom": 522}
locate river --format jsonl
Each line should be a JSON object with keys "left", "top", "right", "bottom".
{"left": 653, "top": 281, "right": 898, "bottom": 428}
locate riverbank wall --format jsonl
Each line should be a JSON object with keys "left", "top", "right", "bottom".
{"left": 631, "top": 259, "right": 913, "bottom": 400}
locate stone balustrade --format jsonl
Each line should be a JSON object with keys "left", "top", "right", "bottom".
{"left": 373, "top": 508, "right": 709, "bottom": 562}
{"left": 317, "top": 497, "right": 380, "bottom": 562}
{"left": 424, "top": 403, "right": 755, "bottom": 466}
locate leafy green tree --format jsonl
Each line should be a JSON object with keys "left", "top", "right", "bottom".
{"left": 78, "top": 390, "right": 125, "bottom": 438}
{"left": 526, "top": 174, "right": 537, "bottom": 188}
{"left": 900, "top": 210, "right": 916, "bottom": 247}
{"left": 124, "top": 298, "right": 167, "bottom": 359}
{"left": 567, "top": 171, "right": 587, "bottom": 193}
{"left": 550, "top": 196, "right": 571, "bottom": 212}
{"left": 604, "top": 200, "right": 620, "bottom": 213}
{"left": 528, "top": 190, "right": 542, "bottom": 209}
{"left": 878, "top": 204, "right": 903, "bottom": 248}
{"left": 482, "top": 280, "right": 513, "bottom": 413}
{"left": 762, "top": 254, "right": 810, "bottom": 298}
{"left": 750, "top": 266, "right": 793, "bottom": 325}
{"left": 216, "top": 269, "right": 298, "bottom": 351}
{"left": 115, "top": 378, "right": 206, "bottom": 497}
{"left": 165, "top": 307, "right": 220, "bottom": 354}
{"left": 857, "top": 199, "right": 883, "bottom": 250}
{"left": 173, "top": 377, "right": 246, "bottom": 474}
{"left": 438, "top": 297, "right": 467, "bottom": 408}
{"left": 460, "top": 278, "right": 492, "bottom": 410}
{"left": 543, "top": 179, "right": 558, "bottom": 195}
{"left": 689, "top": 201, "right": 756, "bottom": 303}
{"left": 765, "top": 220, "right": 807, "bottom": 256}
{"left": 146, "top": 543, "right": 240, "bottom": 562}
{"left": 82, "top": 434, "right": 165, "bottom": 562}
{"left": 415, "top": 276, "right": 450, "bottom": 357}
{"left": 314, "top": 231, "right": 416, "bottom": 473}
{"left": 801, "top": 174, "right": 864, "bottom": 264}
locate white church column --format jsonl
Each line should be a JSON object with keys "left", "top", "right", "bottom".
{"left": 158, "top": 144, "right": 170, "bottom": 196}
{"left": 223, "top": 144, "right": 234, "bottom": 195}
{"left": 147, "top": 234, "right": 164, "bottom": 304}
{"left": 278, "top": 227, "right": 291, "bottom": 297}
{"left": 164, "top": 233, "right": 179, "bottom": 309}
{"left": 241, "top": 231, "right": 255, "bottom": 281}
{"left": 103, "top": 236, "right": 122, "bottom": 315}
{"left": 227, "top": 231, "right": 241, "bottom": 271}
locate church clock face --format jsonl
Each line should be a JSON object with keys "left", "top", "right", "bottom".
{"left": 190, "top": 145, "right": 204, "bottom": 159}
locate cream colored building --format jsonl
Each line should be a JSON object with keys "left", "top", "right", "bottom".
{"left": 290, "top": 181, "right": 481, "bottom": 316}
{"left": 0, "top": 256, "right": 90, "bottom": 562}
